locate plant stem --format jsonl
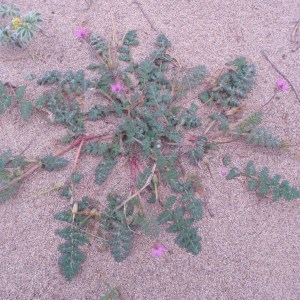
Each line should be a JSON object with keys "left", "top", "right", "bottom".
{"left": 0, "top": 134, "right": 106, "bottom": 194}
{"left": 113, "top": 163, "right": 156, "bottom": 211}
{"left": 255, "top": 92, "right": 276, "bottom": 111}
{"left": 261, "top": 50, "right": 300, "bottom": 102}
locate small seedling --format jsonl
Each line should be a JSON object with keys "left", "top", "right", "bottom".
{"left": 0, "top": 3, "right": 42, "bottom": 47}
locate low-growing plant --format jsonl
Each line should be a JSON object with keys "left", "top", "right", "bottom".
{"left": 0, "top": 29, "right": 299, "bottom": 282}
{"left": 0, "top": 3, "right": 42, "bottom": 47}
{"left": 100, "top": 284, "right": 121, "bottom": 300}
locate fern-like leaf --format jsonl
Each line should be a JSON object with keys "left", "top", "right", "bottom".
{"left": 88, "top": 34, "right": 108, "bottom": 60}
{"left": 41, "top": 155, "right": 69, "bottom": 172}
{"left": 71, "top": 172, "right": 83, "bottom": 184}
{"left": 109, "top": 221, "right": 133, "bottom": 262}
{"left": 95, "top": 159, "right": 117, "bottom": 185}
{"left": 209, "top": 113, "right": 229, "bottom": 132}
{"left": 157, "top": 210, "right": 173, "bottom": 224}
{"left": 189, "top": 135, "right": 207, "bottom": 164}
{"left": 54, "top": 198, "right": 91, "bottom": 280}
{"left": 0, "top": 149, "right": 11, "bottom": 170}
{"left": 37, "top": 70, "right": 62, "bottom": 85}
{"left": 229, "top": 160, "right": 300, "bottom": 201}
{"left": 245, "top": 160, "right": 256, "bottom": 176}
{"left": 167, "top": 218, "right": 194, "bottom": 233}
{"left": 226, "top": 167, "right": 240, "bottom": 180}
{"left": 181, "top": 103, "right": 202, "bottom": 128}
{"left": 56, "top": 232, "right": 87, "bottom": 281}
{"left": 123, "top": 30, "right": 139, "bottom": 46}
{"left": 177, "top": 65, "right": 206, "bottom": 98}
{"left": 0, "top": 81, "right": 12, "bottom": 114}
{"left": 245, "top": 127, "right": 280, "bottom": 148}
{"left": 235, "top": 111, "right": 263, "bottom": 134}
{"left": 199, "top": 57, "right": 255, "bottom": 107}
{"left": 175, "top": 227, "right": 201, "bottom": 255}
{"left": 186, "top": 199, "right": 203, "bottom": 220}
{"left": 0, "top": 180, "right": 20, "bottom": 203}
{"left": 20, "top": 101, "right": 33, "bottom": 121}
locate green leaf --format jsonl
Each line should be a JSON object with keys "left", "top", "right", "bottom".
{"left": 14, "top": 86, "right": 26, "bottom": 101}
{"left": 20, "top": 101, "right": 33, "bottom": 121}
{"left": 0, "top": 4, "right": 20, "bottom": 17}
{"left": 59, "top": 186, "right": 72, "bottom": 199}
{"left": 222, "top": 155, "right": 231, "bottom": 166}
{"left": 54, "top": 210, "right": 72, "bottom": 223}
{"left": 235, "top": 111, "right": 263, "bottom": 134}
{"left": 0, "top": 84, "right": 12, "bottom": 114}
{"left": 167, "top": 218, "right": 194, "bottom": 233}
{"left": 198, "top": 91, "right": 212, "bottom": 104}
{"left": 189, "top": 135, "right": 207, "bottom": 164}
{"left": 181, "top": 103, "right": 202, "bottom": 128}
{"left": 0, "top": 180, "right": 20, "bottom": 203}
{"left": 0, "top": 149, "right": 11, "bottom": 170}
{"left": 209, "top": 113, "right": 229, "bottom": 132}
{"left": 172, "top": 207, "right": 185, "bottom": 220}
{"left": 245, "top": 160, "right": 256, "bottom": 176}
{"left": 95, "top": 159, "right": 117, "bottom": 185}
{"left": 156, "top": 34, "right": 171, "bottom": 48}
{"left": 71, "top": 172, "right": 84, "bottom": 184}
{"left": 37, "top": 70, "right": 62, "bottom": 85}
{"left": 136, "top": 167, "right": 151, "bottom": 188}
{"left": 56, "top": 228, "right": 88, "bottom": 245}
{"left": 58, "top": 242, "right": 86, "bottom": 281}
{"left": 118, "top": 54, "right": 131, "bottom": 62}
{"left": 175, "top": 227, "right": 201, "bottom": 255}
{"left": 187, "top": 199, "right": 203, "bottom": 220}
{"left": 140, "top": 211, "right": 159, "bottom": 238}
{"left": 11, "top": 155, "right": 27, "bottom": 168}
{"left": 100, "top": 285, "right": 121, "bottom": 300}
{"left": 178, "top": 65, "right": 206, "bottom": 98}
{"left": 258, "top": 167, "right": 270, "bottom": 197}
{"left": 247, "top": 178, "right": 259, "bottom": 191}
{"left": 165, "top": 196, "right": 177, "bottom": 208}
{"left": 123, "top": 30, "right": 139, "bottom": 46}
{"left": 226, "top": 167, "right": 240, "bottom": 180}
{"left": 108, "top": 220, "right": 134, "bottom": 262}
{"left": 245, "top": 127, "right": 280, "bottom": 148}
{"left": 41, "top": 155, "right": 69, "bottom": 172}
{"left": 157, "top": 210, "right": 173, "bottom": 224}
{"left": 88, "top": 34, "right": 108, "bottom": 59}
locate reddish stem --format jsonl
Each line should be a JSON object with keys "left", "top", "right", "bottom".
{"left": 0, "top": 134, "right": 108, "bottom": 193}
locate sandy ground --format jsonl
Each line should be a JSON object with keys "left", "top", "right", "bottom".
{"left": 0, "top": 0, "right": 300, "bottom": 299}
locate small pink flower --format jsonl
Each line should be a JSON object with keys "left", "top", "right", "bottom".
{"left": 276, "top": 78, "right": 289, "bottom": 92}
{"left": 75, "top": 28, "right": 89, "bottom": 39}
{"left": 111, "top": 82, "right": 123, "bottom": 94}
{"left": 151, "top": 241, "right": 168, "bottom": 257}
{"left": 219, "top": 167, "right": 228, "bottom": 177}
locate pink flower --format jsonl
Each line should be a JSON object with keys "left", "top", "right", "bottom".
{"left": 75, "top": 28, "right": 89, "bottom": 39}
{"left": 219, "top": 167, "right": 228, "bottom": 177}
{"left": 111, "top": 82, "right": 123, "bottom": 94}
{"left": 276, "top": 78, "right": 289, "bottom": 92}
{"left": 151, "top": 241, "right": 168, "bottom": 257}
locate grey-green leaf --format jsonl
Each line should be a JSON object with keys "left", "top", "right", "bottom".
{"left": 20, "top": 101, "right": 33, "bottom": 121}
{"left": 41, "top": 155, "right": 69, "bottom": 172}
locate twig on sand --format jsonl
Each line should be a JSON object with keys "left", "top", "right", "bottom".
{"left": 0, "top": 55, "right": 27, "bottom": 62}
{"left": 261, "top": 50, "right": 300, "bottom": 103}
{"left": 291, "top": 18, "right": 300, "bottom": 52}
{"left": 131, "top": 1, "right": 158, "bottom": 32}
